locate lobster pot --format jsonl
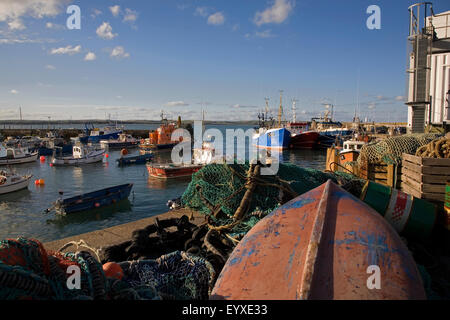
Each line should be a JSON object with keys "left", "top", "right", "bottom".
{"left": 361, "top": 181, "right": 437, "bottom": 239}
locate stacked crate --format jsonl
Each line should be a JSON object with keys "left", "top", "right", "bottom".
{"left": 401, "top": 153, "right": 450, "bottom": 203}
{"left": 358, "top": 160, "right": 402, "bottom": 189}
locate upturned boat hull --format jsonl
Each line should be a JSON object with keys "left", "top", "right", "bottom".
{"left": 211, "top": 180, "right": 426, "bottom": 300}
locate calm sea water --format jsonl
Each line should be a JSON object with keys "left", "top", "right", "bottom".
{"left": 0, "top": 124, "right": 326, "bottom": 242}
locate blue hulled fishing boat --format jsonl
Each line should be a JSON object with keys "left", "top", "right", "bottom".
{"left": 53, "top": 183, "right": 133, "bottom": 215}
{"left": 117, "top": 153, "right": 154, "bottom": 166}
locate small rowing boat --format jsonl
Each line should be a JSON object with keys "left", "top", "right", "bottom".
{"left": 211, "top": 180, "right": 426, "bottom": 300}
{"left": 53, "top": 183, "right": 133, "bottom": 215}
{"left": 0, "top": 170, "right": 33, "bottom": 195}
{"left": 117, "top": 153, "right": 154, "bottom": 166}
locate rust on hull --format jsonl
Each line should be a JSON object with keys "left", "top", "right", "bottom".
{"left": 211, "top": 180, "right": 426, "bottom": 300}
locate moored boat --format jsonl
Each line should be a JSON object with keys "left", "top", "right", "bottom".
{"left": 252, "top": 127, "right": 291, "bottom": 150}
{"left": 117, "top": 153, "right": 154, "bottom": 166}
{"left": 100, "top": 134, "right": 139, "bottom": 150}
{"left": 339, "top": 140, "right": 366, "bottom": 164}
{"left": 0, "top": 147, "right": 38, "bottom": 165}
{"left": 211, "top": 180, "right": 426, "bottom": 300}
{"left": 287, "top": 121, "right": 320, "bottom": 149}
{"left": 54, "top": 183, "right": 133, "bottom": 215}
{"left": 51, "top": 145, "right": 105, "bottom": 166}
{"left": 0, "top": 171, "right": 33, "bottom": 195}
{"left": 146, "top": 163, "right": 203, "bottom": 179}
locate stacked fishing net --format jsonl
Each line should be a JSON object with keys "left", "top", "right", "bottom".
{"left": 181, "top": 162, "right": 358, "bottom": 236}
{"left": 0, "top": 238, "right": 214, "bottom": 300}
{"left": 0, "top": 238, "right": 107, "bottom": 300}
{"left": 119, "top": 251, "right": 214, "bottom": 300}
{"left": 357, "top": 133, "right": 442, "bottom": 166}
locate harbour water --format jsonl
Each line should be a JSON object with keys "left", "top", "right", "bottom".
{"left": 0, "top": 124, "right": 326, "bottom": 242}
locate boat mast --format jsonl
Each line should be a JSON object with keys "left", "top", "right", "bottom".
{"left": 278, "top": 90, "right": 283, "bottom": 127}
{"left": 292, "top": 99, "right": 298, "bottom": 123}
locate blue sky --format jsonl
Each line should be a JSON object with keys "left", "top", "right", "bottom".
{"left": 0, "top": 0, "right": 448, "bottom": 122}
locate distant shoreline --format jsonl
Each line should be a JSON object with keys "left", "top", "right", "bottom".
{"left": 0, "top": 119, "right": 260, "bottom": 126}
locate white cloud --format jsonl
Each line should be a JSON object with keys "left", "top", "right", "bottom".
{"left": 0, "top": 0, "right": 67, "bottom": 30}
{"left": 123, "top": 8, "right": 138, "bottom": 22}
{"left": 254, "top": 0, "right": 294, "bottom": 26}
{"left": 45, "top": 22, "right": 63, "bottom": 29}
{"left": 165, "top": 101, "right": 189, "bottom": 107}
{"left": 91, "top": 8, "right": 102, "bottom": 18}
{"left": 110, "top": 46, "right": 130, "bottom": 59}
{"left": 50, "top": 45, "right": 81, "bottom": 55}
{"left": 84, "top": 52, "right": 96, "bottom": 61}
{"left": 195, "top": 7, "right": 209, "bottom": 17}
{"left": 10, "top": 89, "right": 19, "bottom": 94}
{"left": 395, "top": 96, "right": 405, "bottom": 101}
{"left": 109, "top": 5, "right": 120, "bottom": 17}
{"left": 255, "top": 29, "right": 275, "bottom": 38}
{"left": 96, "top": 22, "right": 117, "bottom": 40}
{"left": 45, "top": 64, "right": 56, "bottom": 70}
{"left": 8, "top": 19, "right": 25, "bottom": 30}
{"left": 207, "top": 12, "right": 225, "bottom": 25}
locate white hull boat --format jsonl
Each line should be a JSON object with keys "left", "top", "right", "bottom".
{"left": 0, "top": 172, "right": 33, "bottom": 195}
{"left": 52, "top": 145, "right": 105, "bottom": 166}
{"left": 0, "top": 147, "right": 38, "bottom": 165}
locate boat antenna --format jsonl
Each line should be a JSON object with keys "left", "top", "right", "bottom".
{"left": 278, "top": 90, "right": 283, "bottom": 127}
{"left": 19, "top": 107, "right": 22, "bottom": 121}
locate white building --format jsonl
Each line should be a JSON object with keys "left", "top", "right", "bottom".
{"left": 406, "top": 3, "right": 450, "bottom": 133}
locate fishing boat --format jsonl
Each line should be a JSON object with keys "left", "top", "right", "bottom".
{"left": 339, "top": 140, "right": 366, "bottom": 164}
{"left": 117, "top": 153, "right": 154, "bottom": 166}
{"left": 252, "top": 93, "right": 291, "bottom": 150}
{"left": 287, "top": 122, "right": 320, "bottom": 149}
{"left": 80, "top": 123, "right": 123, "bottom": 143}
{"left": 51, "top": 145, "right": 105, "bottom": 166}
{"left": 211, "top": 180, "right": 426, "bottom": 300}
{"left": 139, "top": 116, "right": 181, "bottom": 152}
{"left": 100, "top": 134, "right": 139, "bottom": 150}
{"left": 147, "top": 142, "right": 215, "bottom": 179}
{"left": 0, "top": 170, "right": 33, "bottom": 195}
{"left": 0, "top": 147, "right": 39, "bottom": 165}
{"left": 53, "top": 183, "right": 133, "bottom": 215}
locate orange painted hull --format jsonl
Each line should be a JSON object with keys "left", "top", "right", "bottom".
{"left": 211, "top": 180, "right": 426, "bottom": 300}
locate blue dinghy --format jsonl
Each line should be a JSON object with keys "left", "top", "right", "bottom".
{"left": 54, "top": 183, "right": 133, "bottom": 215}
{"left": 117, "top": 153, "right": 154, "bottom": 166}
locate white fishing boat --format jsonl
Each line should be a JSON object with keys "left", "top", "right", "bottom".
{"left": 0, "top": 171, "right": 33, "bottom": 195}
{"left": 51, "top": 145, "right": 105, "bottom": 166}
{"left": 0, "top": 147, "right": 39, "bottom": 165}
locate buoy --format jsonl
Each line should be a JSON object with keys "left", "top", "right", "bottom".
{"left": 105, "top": 153, "right": 109, "bottom": 158}
{"left": 39, "top": 179, "right": 45, "bottom": 185}
{"left": 34, "top": 180, "right": 40, "bottom": 185}
{"left": 40, "top": 156, "right": 45, "bottom": 162}
{"left": 102, "top": 262, "right": 124, "bottom": 280}
{"left": 120, "top": 148, "right": 128, "bottom": 156}
{"left": 94, "top": 203, "right": 100, "bottom": 208}
{"left": 49, "top": 163, "right": 54, "bottom": 167}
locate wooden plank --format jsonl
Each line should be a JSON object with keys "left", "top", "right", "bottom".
{"left": 402, "top": 153, "right": 422, "bottom": 165}
{"left": 422, "top": 184, "right": 446, "bottom": 193}
{"left": 421, "top": 193, "right": 446, "bottom": 202}
{"left": 402, "top": 160, "right": 422, "bottom": 174}
{"left": 401, "top": 175, "right": 422, "bottom": 191}
{"left": 402, "top": 183, "right": 421, "bottom": 198}
{"left": 422, "top": 174, "right": 450, "bottom": 184}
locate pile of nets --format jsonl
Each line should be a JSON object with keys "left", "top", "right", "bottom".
{"left": 357, "top": 133, "right": 442, "bottom": 166}
{"left": 415, "top": 136, "right": 450, "bottom": 158}
{"left": 181, "top": 162, "right": 361, "bottom": 236}
{"left": 0, "top": 238, "right": 213, "bottom": 300}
